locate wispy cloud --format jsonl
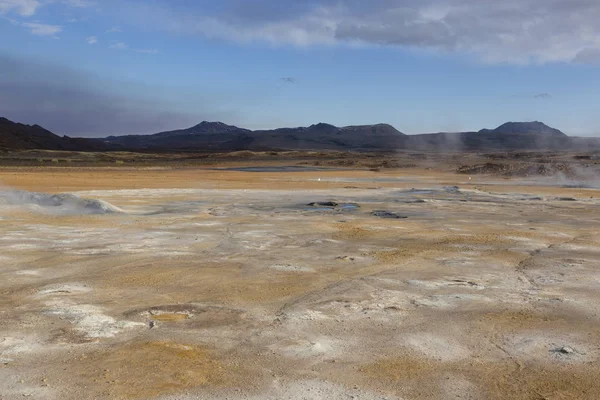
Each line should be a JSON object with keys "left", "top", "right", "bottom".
{"left": 510, "top": 92, "right": 554, "bottom": 100}
{"left": 106, "top": 26, "right": 121, "bottom": 33}
{"left": 21, "top": 21, "right": 61, "bottom": 37}
{"left": 109, "top": 41, "right": 127, "bottom": 50}
{"left": 0, "top": 0, "right": 41, "bottom": 16}
{"left": 107, "top": 40, "right": 159, "bottom": 54}
{"left": 0, "top": 0, "right": 93, "bottom": 17}
{"left": 280, "top": 77, "right": 296, "bottom": 84}
{"left": 2, "top": 12, "right": 62, "bottom": 38}
{"left": 86, "top": 35, "right": 97, "bottom": 44}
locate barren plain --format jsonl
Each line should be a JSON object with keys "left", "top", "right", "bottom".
{"left": 1, "top": 159, "right": 599, "bottom": 399}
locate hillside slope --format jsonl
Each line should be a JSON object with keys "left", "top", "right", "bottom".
{"left": 0, "top": 117, "right": 110, "bottom": 151}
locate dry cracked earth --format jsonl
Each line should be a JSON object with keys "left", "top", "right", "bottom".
{"left": 0, "top": 166, "right": 599, "bottom": 399}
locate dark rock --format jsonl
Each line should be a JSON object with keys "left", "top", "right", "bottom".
{"left": 559, "top": 346, "right": 574, "bottom": 354}
{"left": 307, "top": 202, "right": 338, "bottom": 207}
{"left": 553, "top": 346, "right": 575, "bottom": 355}
{"left": 371, "top": 211, "right": 408, "bottom": 219}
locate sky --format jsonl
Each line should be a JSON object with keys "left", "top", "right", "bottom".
{"left": 1, "top": 0, "right": 600, "bottom": 137}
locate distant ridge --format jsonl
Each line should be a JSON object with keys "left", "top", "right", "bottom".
{"left": 3, "top": 116, "right": 600, "bottom": 152}
{"left": 105, "top": 121, "right": 406, "bottom": 151}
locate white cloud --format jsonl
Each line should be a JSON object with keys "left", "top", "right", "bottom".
{"left": 2, "top": 12, "right": 62, "bottom": 38}
{"left": 109, "top": 41, "right": 127, "bottom": 50}
{"left": 0, "top": 0, "right": 40, "bottom": 16}
{"left": 7, "top": 0, "right": 600, "bottom": 65}
{"left": 21, "top": 21, "right": 61, "bottom": 37}
{"left": 86, "top": 35, "right": 97, "bottom": 44}
{"left": 119, "top": 0, "right": 600, "bottom": 64}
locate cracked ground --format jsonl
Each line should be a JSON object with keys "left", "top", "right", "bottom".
{"left": 0, "top": 167, "right": 599, "bottom": 399}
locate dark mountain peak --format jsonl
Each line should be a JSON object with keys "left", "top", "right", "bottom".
{"left": 341, "top": 123, "right": 405, "bottom": 136}
{"left": 189, "top": 121, "right": 245, "bottom": 134}
{"left": 309, "top": 122, "right": 338, "bottom": 131}
{"left": 1, "top": 117, "right": 25, "bottom": 128}
{"left": 194, "top": 121, "right": 226, "bottom": 128}
{"left": 372, "top": 123, "right": 395, "bottom": 129}
{"left": 480, "top": 121, "right": 566, "bottom": 137}
{"left": 147, "top": 121, "right": 250, "bottom": 139}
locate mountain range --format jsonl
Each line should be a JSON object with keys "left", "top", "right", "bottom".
{"left": 2, "top": 117, "right": 599, "bottom": 152}
{"left": 104, "top": 121, "right": 406, "bottom": 152}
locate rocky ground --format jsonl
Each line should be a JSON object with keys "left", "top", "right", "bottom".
{"left": 0, "top": 165, "right": 599, "bottom": 399}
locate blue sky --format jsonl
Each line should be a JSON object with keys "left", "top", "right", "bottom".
{"left": 1, "top": 0, "right": 600, "bottom": 137}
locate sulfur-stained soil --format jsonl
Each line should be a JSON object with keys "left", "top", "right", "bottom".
{"left": 0, "top": 159, "right": 599, "bottom": 399}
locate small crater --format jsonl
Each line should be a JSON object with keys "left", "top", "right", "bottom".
{"left": 371, "top": 211, "right": 408, "bottom": 219}
{"left": 307, "top": 201, "right": 338, "bottom": 207}
{"left": 151, "top": 313, "right": 191, "bottom": 322}
{"left": 305, "top": 202, "right": 360, "bottom": 212}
